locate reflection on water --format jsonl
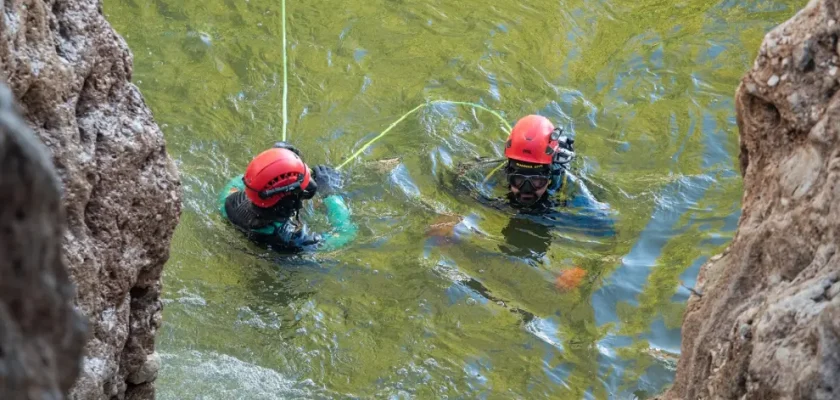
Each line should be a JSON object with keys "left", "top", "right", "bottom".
{"left": 106, "top": 0, "right": 802, "bottom": 398}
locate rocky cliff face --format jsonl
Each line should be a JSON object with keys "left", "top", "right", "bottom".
{"left": 0, "top": 0, "right": 182, "bottom": 399}
{"left": 661, "top": 0, "right": 840, "bottom": 398}
{"left": 0, "top": 83, "right": 87, "bottom": 399}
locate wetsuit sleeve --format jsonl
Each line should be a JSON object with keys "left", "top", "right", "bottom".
{"left": 564, "top": 174, "right": 605, "bottom": 209}
{"left": 219, "top": 174, "right": 246, "bottom": 219}
{"left": 317, "top": 194, "right": 358, "bottom": 251}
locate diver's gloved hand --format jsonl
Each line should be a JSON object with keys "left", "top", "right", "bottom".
{"left": 312, "top": 165, "right": 343, "bottom": 197}
{"left": 273, "top": 141, "right": 303, "bottom": 158}
{"left": 554, "top": 134, "right": 575, "bottom": 169}
{"left": 558, "top": 135, "right": 574, "bottom": 152}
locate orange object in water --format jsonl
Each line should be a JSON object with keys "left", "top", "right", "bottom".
{"left": 424, "top": 214, "right": 463, "bottom": 247}
{"left": 555, "top": 267, "right": 587, "bottom": 291}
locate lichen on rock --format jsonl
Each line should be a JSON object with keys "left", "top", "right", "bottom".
{"left": 660, "top": 0, "right": 840, "bottom": 398}
{"left": 0, "top": 0, "right": 182, "bottom": 399}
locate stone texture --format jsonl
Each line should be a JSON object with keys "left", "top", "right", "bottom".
{"left": 659, "top": 0, "right": 840, "bottom": 398}
{"left": 0, "top": 83, "right": 87, "bottom": 399}
{"left": 0, "top": 0, "right": 182, "bottom": 399}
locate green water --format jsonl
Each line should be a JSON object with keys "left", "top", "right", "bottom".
{"left": 105, "top": 0, "right": 801, "bottom": 398}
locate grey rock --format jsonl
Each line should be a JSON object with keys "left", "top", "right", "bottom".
{"left": 0, "top": 82, "right": 88, "bottom": 399}
{"left": 127, "top": 352, "right": 160, "bottom": 385}
{"left": 828, "top": 283, "right": 840, "bottom": 300}
{"left": 795, "top": 38, "right": 816, "bottom": 72}
{"left": 0, "top": 0, "right": 182, "bottom": 399}
{"left": 815, "top": 301, "right": 840, "bottom": 400}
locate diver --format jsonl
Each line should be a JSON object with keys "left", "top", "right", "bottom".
{"left": 218, "top": 142, "right": 357, "bottom": 252}
{"left": 502, "top": 116, "right": 589, "bottom": 208}
{"left": 458, "top": 114, "right": 616, "bottom": 242}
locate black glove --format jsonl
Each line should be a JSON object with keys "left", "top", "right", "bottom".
{"left": 273, "top": 141, "right": 303, "bottom": 159}
{"left": 558, "top": 135, "right": 574, "bottom": 152}
{"left": 553, "top": 132, "right": 575, "bottom": 169}
{"left": 312, "top": 165, "right": 343, "bottom": 197}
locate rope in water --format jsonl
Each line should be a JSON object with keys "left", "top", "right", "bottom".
{"left": 277, "top": 3, "right": 509, "bottom": 175}
{"left": 482, "top": 161, "right": 506, "bottom": 183}
{"left": 336, "top": 100, "right": 512, "bottom": 171}
{"left": 276, "top": 4, "right": 571, "bottom": 190}
{"left": 281, "top": 0, "right": 289, "bottom": 142}
{"left": 277, "top": 1, "right": 510, "bottom": 167}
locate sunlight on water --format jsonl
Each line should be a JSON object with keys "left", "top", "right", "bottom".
{"left": 106, "top": 0, "right": 803, "bottom": 397}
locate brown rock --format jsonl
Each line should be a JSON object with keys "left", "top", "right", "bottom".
{"left": 0, "top": 82, "right": 87, "bottom": 399}
{"left": 659, "top": 0, "right": 840, "bottom": 398}
{"left": 0, "top": 0, "right": 182, "bottom": 399}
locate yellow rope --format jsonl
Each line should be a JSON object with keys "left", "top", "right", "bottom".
{"left": 336, "top": 100, "right": 511, "bottom": 170}
{"left": 281, "top": 0, "right": 289, "bottom": 141}
{"left": 482, "top": 161, "right": 506, "bottom": 184}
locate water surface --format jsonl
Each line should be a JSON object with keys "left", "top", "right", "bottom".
{"left": 105, "top": 0, "right": 802, "bottom": 398}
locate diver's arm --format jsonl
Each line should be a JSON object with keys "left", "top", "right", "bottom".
{"left": 564, "top": 172, "right": 617, "bottom": 237}
{"left": 565, "top": 173, "right": 607, "bottom": 210}
{"left": 318, "top": 194, "right": 359, "bottom": 251}
{"left": 312, "top": 165, "right": 358, "bottom": 251}
{"left": 552, "top": 138, "right": 615, "bottom": 226}
{"left": 218, "top": 174, "right": 246, "bottom": 218}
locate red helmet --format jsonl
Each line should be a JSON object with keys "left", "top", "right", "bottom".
{"left": 504, "top": 115, "right": 559, "bottom": 166}
{"left": 243, "top": 148, "right": 311, "bottom": 208}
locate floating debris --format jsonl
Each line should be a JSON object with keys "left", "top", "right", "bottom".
{"left": 645, "top": 347, "right": 680, "bottom": 371}
{"left": 424, "top": 214, "right": 462, "bottom": 239}
{"left": 365, "top": 157, "right": 401, "bottom": 173}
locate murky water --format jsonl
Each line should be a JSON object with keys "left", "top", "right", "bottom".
{"left": 106, "top": 0, "right": 801, "bottom": 398}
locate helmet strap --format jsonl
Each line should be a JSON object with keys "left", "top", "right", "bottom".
{"left": 243, "top": 173, "right": 307, "bottom": 200}
{"left": 259, "top": 175, "right": 304, "bottom": 199}
{"left": 506, "top": 160, "right": 550, "bottom": 176}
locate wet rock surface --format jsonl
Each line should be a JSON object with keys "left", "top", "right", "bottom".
{"left": 0, "top": 0, "right": 182, "bottom": 398}
{"left": 660, "top": 0, "right": 840, "bottom": 398}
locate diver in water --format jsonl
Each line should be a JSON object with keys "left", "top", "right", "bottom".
{"left": 218, "top": 142, "right": 357, "bottom": 252}
{"left": 466, "top": 114, "right": 615, "bottom": 241}
{"left": 504, "top": 115, "right": 582, "bottom": 209}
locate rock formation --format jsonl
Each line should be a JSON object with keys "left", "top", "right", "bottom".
{"left": 660, "top": 0, "right": 840, "bottom": 398}
{"left": 0, "top": 0, "right": 182, "bottom": 399}
{"left": 0, "top": 83, "right": 87, "bottom": 399}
